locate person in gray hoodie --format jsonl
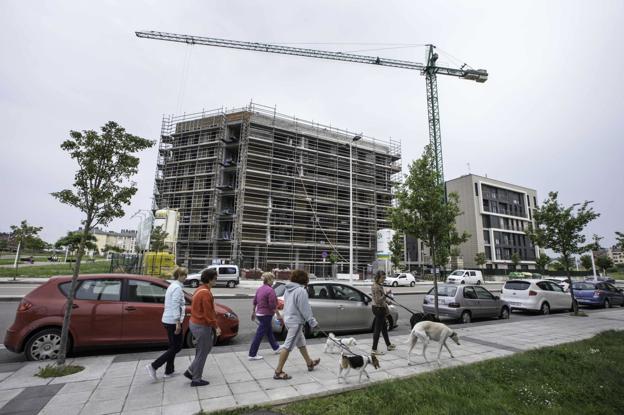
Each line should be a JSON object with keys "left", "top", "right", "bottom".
{"left": 273, "top": 269, "right": 320, "bottom": 380}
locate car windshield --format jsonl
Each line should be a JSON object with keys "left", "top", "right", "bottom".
{"left": 573, "top": 282, "right": 595, "bottom": 290}
{"left": 504, "top": 281, "right": 530, "bottom": 290}
{"left": 391, "top": 274, "right": 400, "bottom": 278}
{"left": 427, "top": 285, "right": 457, "bottom": 297}
{"left": 450, "top": 271, "right": 464, "bottom": 276}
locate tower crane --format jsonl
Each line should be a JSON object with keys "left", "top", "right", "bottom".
{"left": 136, "top": 30, "right": 488, "bottom": 183}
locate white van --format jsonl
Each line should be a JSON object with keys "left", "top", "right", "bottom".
{"left": 184, "top": 265, "right": 240, "bottom": 288}
{"left": 446, "top": 269, "right": 484, "bottom": 285}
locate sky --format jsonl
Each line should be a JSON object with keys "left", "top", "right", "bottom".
{"left": 1, "top": 0, "right": 622, "bottom": 248}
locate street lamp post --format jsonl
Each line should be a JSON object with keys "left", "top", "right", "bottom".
{"left": 349, "top": 135, "right": 362, "bottom": 284}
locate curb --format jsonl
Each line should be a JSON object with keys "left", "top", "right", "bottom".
{"left": 0, "top": 296, "right": 23, "bottom": 302}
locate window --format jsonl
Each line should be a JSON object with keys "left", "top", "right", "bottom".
{"left": 219, "top": 267, "right": 237, "bottom": 275}
{"left": 474, "top": 286, "right": 495, "bottom": 300}
{"left": 474, "top": 183, "right": 479, "bottom": 196}
{"left": 127, "top": 280, "right": 167, "bottom": 303}
{"left": 504, "top": 281, "right": 530, "bottom": 290}
{"left": 60, "top": 279, "right": 121, "bottom": 301}
{"left": 307, "top": 284, "right": 331, "bottom": 299}
{"left": 536, "top": 282, "right": 552, "bottom": 291}
{"left": 330, "top": 285, "right": 364, "bottom": 302}
{"left": 469, "top": 271, "right": 476, "bottom": 276}
{"left": 548, "top": 282, "right": 564, "bottom": 293}
{"left": 463, "top": 287, "right": 477, "bottom": 299}
{"left": 428, "top": 285, "right": 458, "bottom": 297}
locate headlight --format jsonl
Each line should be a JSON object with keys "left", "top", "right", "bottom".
{"left": 223, "top": 311, "right": 238, "bottom": 320}
{"left": 389, "top": 305, "right": 395, "bottom": 309}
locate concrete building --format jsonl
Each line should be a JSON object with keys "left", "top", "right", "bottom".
{"left": 91, "top": 228, "right": 137, "bottom": 254}
{"left": 446, "top": 174, "right": 539, "bottom": 270}
{"left": 153, "top": 103, "right": 401, "bottom": 275}
{"left": 607, "top": 247, "right": 624, "bottom": 266}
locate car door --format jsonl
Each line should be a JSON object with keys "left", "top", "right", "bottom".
{"left": 604, "top": 283, "right": 623, "bottom": 305}
{"left": 398, "top": 274, "right": 408, "bottom": 286}
{"left": 329, "top": 284, "right": 371, "bottom": 330}
{"left": 468, "top": 271, "right": 477, "bottom": 284}
{"left": 61, "top": 278, "right": 123, "bottom": 347}
{"left": 462, "top": 286, "right": 480, "bottom": 317}
{"left": 306, "top": 284, "right": 337, "bottom": 330}
{"left": 536, "top": 281, "right": 554, "bottom": 307}
{"left": 546, "top": 281, "right": 569, "bottom": 309}
{"left": 122, "top": 279, "right": 168, "bottom": 344}
{"left": 473, "top": 286, "right": 499, "bottom": 318}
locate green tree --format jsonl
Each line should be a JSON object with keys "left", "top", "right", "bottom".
{"left": 550, "top": 260, "right": 565, "bottom": 271}
{"left": 527, "top": 191, "right": 599, "bottom": 314}
{"left": 580, "top": 254, "right": 593, "bottom": 271}
{"left": 510, "top": 252, "right": 521, "bottom": 270}
{"left": 104, "top": 244, "right": 124, "bottom": 254}
{"left": 389, "top": 145, "right": 469, "bottom": 319}
{"left": 615, "top": 231, "right": 624, "bottom": 251}
{"left": 55, "top": 231, "right": 98, "bottom": 256}
{"left": 595, "top": 255, "right": 613, "bottom": 275}
{"left": 52, "top": 121, "right": 154, "bottom": 365}
{"left": 535, "top": 253, "right": 551, "bottom": 272}
{"left": 389, "top": 232, "right": 404, "bottom": 271}
{"left": 474, "top": 252, "right": 487, "bottom": 270}
{"left": 9, "top": 220, "right": 43, "bottom": 280}
{"left": 149, "top": 225, "right": 169, "bottom": 252}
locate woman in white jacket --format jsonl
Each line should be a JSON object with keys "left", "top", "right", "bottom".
{"left": 273, "top": 269, "right": 320, "bottom": 380}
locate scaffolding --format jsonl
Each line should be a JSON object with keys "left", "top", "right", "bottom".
{"left": 154, "top": 103, "right": 401, "bottom": 277}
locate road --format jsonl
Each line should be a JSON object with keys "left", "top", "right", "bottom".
{"left": 1, "top": 288, "right": 577, "bottom": 364}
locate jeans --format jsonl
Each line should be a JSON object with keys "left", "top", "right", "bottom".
{"left": 151, "top": 323, "right": 183, "bottom": 375}
{"left": 372, "top": 306, "right": 390, "bottom": 350}
{"left": 249, "top": 315, "right": 280, "bottom": 357}
{"left": 187, "top": 322, "right": 214, "bottom": 382}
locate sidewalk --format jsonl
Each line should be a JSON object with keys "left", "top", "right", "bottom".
{"left": 0, "top": 309, "right": 622, "bottom": 415}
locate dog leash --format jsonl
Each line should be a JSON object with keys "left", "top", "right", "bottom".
{"left": 317, "top": 329, "right": 361, "bottom": 357}
{"left": 384, "top": 293, "right": 420, "bottom": 315}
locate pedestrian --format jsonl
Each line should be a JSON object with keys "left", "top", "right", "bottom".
{"left": 371, "top": 270, "right": 396, "bottom": 355}
{"left": 273, "top": 269, "right": 320, "bottom": 380}
{"left": 185, "top": 268, "right": 221, "bottom": 387}
{"left": 248, "top": 272, "right": 282, "bottom": 360}
{"left": 145, "top": 266, "right": 188, "bottom": 381}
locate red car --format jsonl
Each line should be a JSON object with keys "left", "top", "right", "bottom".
{"left": 4, "top": 274, "right": 239, "bottom": 361}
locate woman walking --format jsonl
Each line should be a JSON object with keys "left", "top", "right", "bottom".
{"left": 185, "top": 268, "right": 221, "bottom": 387}
{"left": 146, "top": 266, "right": 188, "bottom": 381}
{"left": 371, "top": 270, "right": 396, "bottom": 355}
{"left": 273, "top": 269, "right": 320, "bottom": 380}
{"left": 248, "top": 272, "right": 281, "bottom": 360}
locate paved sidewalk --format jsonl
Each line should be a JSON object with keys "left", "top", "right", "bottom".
{"left": 0, "top": 309, "right": 622, "bottom": 415}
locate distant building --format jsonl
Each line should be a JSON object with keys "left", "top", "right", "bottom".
{"left": 91, "top": 228, "right": 137, "bottom": 254}
{"left": 446, "top": 174, "right": 539, "bottom": 270}
{"left": 607, "top": 247, "right": 624, "bottom": 266}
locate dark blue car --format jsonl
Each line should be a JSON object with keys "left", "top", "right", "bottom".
{"left": 573, "top": 281, "right": 624, "bottom": 308}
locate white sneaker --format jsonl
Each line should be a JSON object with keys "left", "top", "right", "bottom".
{"left": 248, "top": 355, "right": 263, "bottom": 361}
{"left": 274, "top": 347, "right": 282, "bottom": 354}
{"left": 145, "top": 364, "right": 158, "bottom": 381}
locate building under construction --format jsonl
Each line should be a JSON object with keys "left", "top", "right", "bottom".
{"left": 154, "top": 103, "right": 401, "bottom": 276}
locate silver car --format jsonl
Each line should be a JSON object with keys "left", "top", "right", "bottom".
{"left": 273, "top": 281, "right": 399, "bottom": 337}
{"left": 422, "top": 284, "right": 510, "bottom": 324}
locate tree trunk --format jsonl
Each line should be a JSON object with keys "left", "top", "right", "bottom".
{"left": 12, "top": 241, "right": 21, "bottom": 281}
{"left": 431, "top": 237, "right": 439, "bottom": 320}
{"left": 57, "top": 220, "right": 91, "bottom": 365}
{"left": 564, "top": 253, "right": 578, "bottom": 315}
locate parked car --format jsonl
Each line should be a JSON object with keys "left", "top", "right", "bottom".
{"left": 501, "top": 279, "right": 574, "bottom": 315}
{"left": 585, "top": 275, "right": 616, "bottom": 284}
{"left": 384, "top": 273, "right": 417, "bottom": 287}
{"left": 572, "top": 281, "right": 624, "bottom": 308}
{"left": 422, "top": 284, "right": 509, "bottom": 324}
{"left": 185, "top": 265, "right": 240, "bottom": 288}
{"left": 446, "top": 269, "right": 484, "bottom": 285}
{"left": 4, "top": 274, "right": 239, "bottom": 361}
{"left": 546, "top": 277, "right": 571, "bottom": 292}
{"left": 272, "top": 281, "right": 399, "bottom": 337}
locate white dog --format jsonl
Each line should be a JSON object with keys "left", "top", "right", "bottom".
{"left": 407, "top": 321, "right": 460, "bottom": 365}
{"left": 323, "top": 332, "right": 357, "bottom": 354}
{"left": 337, "top": 352, "right": 380, "bottom": 383}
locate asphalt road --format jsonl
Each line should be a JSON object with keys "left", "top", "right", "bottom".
{"left": 0, "top": 291, "right": 576, "bottom": 364}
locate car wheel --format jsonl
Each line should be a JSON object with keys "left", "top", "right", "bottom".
{"left": 410, "top": 281, "right": 415, "bottom": 287}
{"left": 189, "top": 280, "right": 199, "bottom": 288}
{"left": 392, "top": 282, "right": 398, "bottom": 287}
{"left": 24, "top": 328, "right": 65, "bottom": 361}
{"left": 460, "top": 311, "right": 471, "bottom": 324}
{"left": 500, "top": 306, "right": 510, "bottom": 320}
{"left": 604, "top": 299, "right": 611, "bottom": 309}
{"left": 476, "top": 280, "right": 482, "bottom": 285}
{"left": 226, "top": 281, "right": 235, "bottom": 288}
{"left": 540, "top": 302, "right": 550, "bottom": 315}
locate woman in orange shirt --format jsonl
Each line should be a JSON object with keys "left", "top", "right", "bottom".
{"left": 185, "top": 268, "right": 221, "bottom": 387}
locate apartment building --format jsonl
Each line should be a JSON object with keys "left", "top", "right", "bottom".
{"left": 91, "top": 228, "right": 137, "bottom": 254}
{"left": 446, "top": 174, "right": 539, "bottom": 270}
{"left": 153, "top": 103, "right": 401, "bottom": 275}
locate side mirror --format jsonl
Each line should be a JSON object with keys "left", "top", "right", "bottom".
{"left": 494, "top": 295, "right": 500, "bottom": 300}
{"left": 363, "top": 297, "right": 370, "bottom": 305}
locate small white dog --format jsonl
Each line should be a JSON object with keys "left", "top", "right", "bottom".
{"left": 323, "top": 332, "right": 357, "bottom": 354}
{"left": 407, "top": 321, "right": 460, "bottom": 365}
{"left": 337, "top": 352, "right": 380, "bottom": 383}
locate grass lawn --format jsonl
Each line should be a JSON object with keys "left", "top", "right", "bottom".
{"left": 209, "top": 330, "right": 624, "bottom": 415}
{"left": 0, "top": 260, "right": 112, "bottom": 278}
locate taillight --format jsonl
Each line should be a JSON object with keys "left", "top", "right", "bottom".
{"left": 448, "top": 302, "right": 460, "bottom": 308}
{"left": 529, "top": 290, "right": 538, "bottom": 296}
{"left": 17, "top": 300, "right": 32, "bottom": 312}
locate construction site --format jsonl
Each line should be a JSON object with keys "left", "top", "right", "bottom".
{"left": 154, "top": 103, "right": 401, "bottom": 277}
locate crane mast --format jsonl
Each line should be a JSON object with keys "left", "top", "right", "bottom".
{"left": 136, "top": 30, "right": 487, "bottom": 183}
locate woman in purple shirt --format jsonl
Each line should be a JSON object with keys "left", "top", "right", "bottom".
{"left": 248, "top": 272, "right": 282, "bottom": 360}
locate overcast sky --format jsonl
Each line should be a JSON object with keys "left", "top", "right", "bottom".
{"left": 1, "top": 0, "right": 622, "bottom": 248}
